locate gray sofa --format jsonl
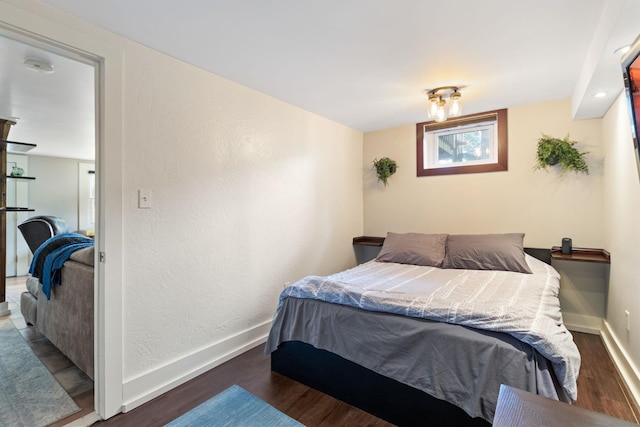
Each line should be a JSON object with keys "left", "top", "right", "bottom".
{"left": 20, "top": 246, "right": 95, "bottom": 380}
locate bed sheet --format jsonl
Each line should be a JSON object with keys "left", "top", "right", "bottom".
{"left": 266, "top": 297, "right": 563, "bottom": 422}
{"left": 265, "top": 255, "right": 580, "bottom": 422}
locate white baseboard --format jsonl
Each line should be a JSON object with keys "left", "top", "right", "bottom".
{"left": 116, "top": 316, "right": 640, "bottom": 416}
{"left": 121, "top": 320, "right": 272, "bottom": 412}
{"left": 601, "top": 320, "right": 640, "bottom": 411}
{"left": 563, "top": 312, "right": 602, "bottom": 335}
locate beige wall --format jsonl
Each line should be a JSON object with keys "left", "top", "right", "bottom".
{"left": 363, "top": 98, "right": 603, "bottom": 249}
{"left": 1, "top": 0, "right": 364, "bottom": 415}
{"left": 363, "top": 95, "right": 640, "bottom": 397}
{"left": 121, "top": 40, "right": 364, "bottom": 384}
{"left": 7, "top": 0, "right": 638, "bottom": 417}
{"left": 602, "top": 93, "right": 640, "bottom": 400}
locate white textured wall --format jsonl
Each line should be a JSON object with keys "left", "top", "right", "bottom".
{"left": 121, "top": 44, "right": 363, "bottom": 379}
{"left": 363, "top": 98, "right": 603, "bottom": 249}
{"left": 602, "top": 94, "right": 640, "bottom": 385}
{"left": 1, "top": 0, "right": 363, "bottom": 413}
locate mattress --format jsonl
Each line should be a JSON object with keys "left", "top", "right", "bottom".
{"left": 265, "top": 255, "right": 580, "bottom": 422}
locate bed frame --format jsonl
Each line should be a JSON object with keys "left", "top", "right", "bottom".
{"left": 272, "top": 341, "right": 490, "bottom": 426}
{"left": 270, "top": 248, "right": 551, "bottom": 426}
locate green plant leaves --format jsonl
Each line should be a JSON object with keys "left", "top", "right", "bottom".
{"left": 534, "top": 134, "right": 589, "bottom": 174}
{"left": 373, "top": 157, "right": 398, "bottom": 186}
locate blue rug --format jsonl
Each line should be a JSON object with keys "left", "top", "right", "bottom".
{"left": 0, "top": 318, "right": 80, "bottom": 426}
{"left": 165, "top": 384, "right": 305, "bottom": 426}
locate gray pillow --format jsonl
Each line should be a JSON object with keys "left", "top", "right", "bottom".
{"left": 376, "top": 232, "right": 448, "bottom": 267}
{"left": 442, "top": 233, "right": 532, "bottom": 274}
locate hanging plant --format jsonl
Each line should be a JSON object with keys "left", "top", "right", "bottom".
{"left": 534, "top": 134, "right": 589, "bottom": 174}
{"left": 373, "top": 157, "right": 398, "bottom": 186}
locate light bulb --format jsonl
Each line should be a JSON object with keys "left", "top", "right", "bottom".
{"left": 427, "top": 94, "right": 439, "bottom": 118}
{"left": 449, "top": 91, "right": 462, "bottom": 117}
{"left": 435, "top": 100, "right": 447, "bottom": 122}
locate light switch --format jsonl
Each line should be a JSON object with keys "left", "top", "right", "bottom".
{"left": 138, "top": 189, "right": 151, "bottom": 209}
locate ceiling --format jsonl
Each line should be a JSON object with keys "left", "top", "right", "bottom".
{"left": 0, "top": 32, "right": 95, "bottom": 159}
{"left": 2, "top": 0, "right": 640, "bottom": 160}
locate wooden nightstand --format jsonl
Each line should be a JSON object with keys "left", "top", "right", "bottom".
{"left": 352, "top": 236, "right": 385, "bottom": 264}
{"left": 551, "top": 246, "right": 611, "bottom": 264}
{"left": 549, "top": 246, "right": 610, "bottom": 334}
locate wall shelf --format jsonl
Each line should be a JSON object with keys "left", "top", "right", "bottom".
{"left": 2, "top": 207, "right": 35, "bottom": 212}
{"left": 1, "top": 139, "right": 37, "bottom": 153}
{"left": 550, "top": 246, "right": 610, "bottom": 264}
{"left": 352, "top": 236, "right": 385, "bottom": 264}
{"left": 352, "top": 236, "right": 385, "bottom": 246}
{"left": 0, "top": 130, "right": 37, "bottom": 310}
{"left": 7, "top": 175, "right": 35, "bottom": 180}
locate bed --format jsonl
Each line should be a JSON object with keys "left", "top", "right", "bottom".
{"left": 264, "top": 232, "right": 581, "bottom": 426}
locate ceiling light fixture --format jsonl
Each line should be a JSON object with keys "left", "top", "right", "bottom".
{"left": 23, "top": 58, "right": 54, "bottom": 74}
{"left": 425, "top": 86, "right": 463, "bottom": 122}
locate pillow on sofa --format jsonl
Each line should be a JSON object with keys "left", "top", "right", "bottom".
{"left": 376, "top": 232, "right": 448, "bottom": 267}
{"left": 442, "top": 233, "right": 532, "bottom": 274}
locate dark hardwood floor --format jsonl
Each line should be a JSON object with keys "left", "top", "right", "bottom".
{"left": 573, "top": 332, "right": 640, "bottom": 423}
{"left": 95, "top": 331, "right": 639, "bottom": 426}
{"left": 7, "top": 275, "right": 637, "bottom": 425}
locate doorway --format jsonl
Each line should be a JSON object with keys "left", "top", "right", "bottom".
{"left": 0, "top": 27, "right": 99, "bottom": 424}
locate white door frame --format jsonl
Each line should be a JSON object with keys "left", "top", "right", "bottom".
{"left": 0, "top": 1, "right": 125, "bottom": 419}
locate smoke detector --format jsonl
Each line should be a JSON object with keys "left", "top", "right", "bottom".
{"left": 23, "top": 58, "right": 54, "bottom": 74}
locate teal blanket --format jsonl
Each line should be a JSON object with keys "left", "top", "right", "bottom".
{"left": 29, "top": 233, "right": 94, "bottom": 300}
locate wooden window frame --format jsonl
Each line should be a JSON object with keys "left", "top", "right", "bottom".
{"left": 416, "top": 109, "right": 508, "bottom": 177}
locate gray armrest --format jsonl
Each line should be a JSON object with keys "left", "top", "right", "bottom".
{"left": 36, "top": 259, "right": 94, "bottom": 379}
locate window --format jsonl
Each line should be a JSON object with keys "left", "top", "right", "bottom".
{"left": 416, "top": 109, "right": 508, "bottom": 176}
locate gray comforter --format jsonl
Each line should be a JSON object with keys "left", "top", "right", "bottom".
{"left": 265, "top": 255, "right": 581, "bottom": 422}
